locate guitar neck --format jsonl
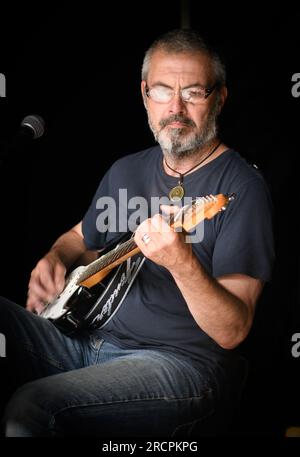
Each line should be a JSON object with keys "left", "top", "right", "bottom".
{"left": 77, "top": 237, "right": 139, "bottom": 284}
{"left": 77, "top": 214, "right": 177, "bottom": 285}
{"left": 76, "top": 193, "right": 233, "bottom": 288}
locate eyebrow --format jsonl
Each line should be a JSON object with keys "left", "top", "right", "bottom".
{"left": 151, "top": 81, "right": 206, "bottom": 90}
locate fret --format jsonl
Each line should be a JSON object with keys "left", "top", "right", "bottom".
{"left": 77, "top": 237, "right": 137, "bottom": 283}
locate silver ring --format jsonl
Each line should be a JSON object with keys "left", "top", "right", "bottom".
{"left": 141, "top": 233, "right": 151, "bottom": 245}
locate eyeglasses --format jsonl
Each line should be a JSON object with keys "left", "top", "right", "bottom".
{"left": 145, "top": 83, "right": 217, "bottom": 104}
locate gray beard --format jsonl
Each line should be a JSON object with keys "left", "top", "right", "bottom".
{"left": 147, "top": 101, "right": 219, "bottom": 160}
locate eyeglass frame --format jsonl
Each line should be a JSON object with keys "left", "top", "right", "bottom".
{"left": 144, "top": 82, "right": 218, "bottom": 104}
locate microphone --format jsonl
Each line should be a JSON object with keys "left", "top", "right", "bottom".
{"left": 20, "top": 114, "right": 45, "bottom": 140}
{"left": 0, "top": 114, "right": 45, "bottom": 160}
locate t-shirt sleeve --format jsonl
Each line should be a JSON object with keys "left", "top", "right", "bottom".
{"left": 81, "top": 170, "right": 111, "bottom": 250}
{"left": 212, "top": 177, "right": 275, "bottom": 281}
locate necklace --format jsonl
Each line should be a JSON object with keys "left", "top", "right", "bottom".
{"left": 164, "top": 141, "right": 222, "bottom": 202}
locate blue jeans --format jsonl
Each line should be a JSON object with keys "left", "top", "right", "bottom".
{"left": 0, "top": 296, "right": 242, "bottom": 437}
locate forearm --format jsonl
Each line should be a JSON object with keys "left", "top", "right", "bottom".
{"left": 169, "top": 254, "right": 250, "bottom": 349}
{"left": 27, "top": 223, "right": 98, "bottom": 312}
{"left": 49, "top": 227, "right": 96, "bottom": 270}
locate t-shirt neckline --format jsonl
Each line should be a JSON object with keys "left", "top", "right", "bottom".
{"left": 157, "top": 147, "right": 233, "bottom": 184}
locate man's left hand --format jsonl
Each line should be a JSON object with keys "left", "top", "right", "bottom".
{"left": 134, "top": 205, "right": 193, "bottom": 272}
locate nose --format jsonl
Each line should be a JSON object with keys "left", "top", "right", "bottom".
{"left": 168, "top": 92, "right": 187, "bottom": 115}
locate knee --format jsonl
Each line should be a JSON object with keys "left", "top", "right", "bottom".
{"left": 0, "top": 297, "right": 16, "bottom": 351}
{"left": 0, "top": 296, "right": 23, "bottom": 326}
{"left": 0, "top": 296, "right": 12, "bottom": 316}
{"left": 3, "top": 380, "right": 54, "bottom": 437}
{"left": 0, "top": 295, "right": 17, "bottom": 308}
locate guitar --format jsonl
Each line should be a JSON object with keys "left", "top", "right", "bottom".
{"left": 40, "top": 193, "right": 235, "bottom": 334}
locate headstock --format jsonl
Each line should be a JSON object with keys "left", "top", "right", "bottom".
{"left": 172, "top": 193, "right": 235, "bottom": 232}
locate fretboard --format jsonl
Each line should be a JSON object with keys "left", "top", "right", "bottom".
{"left": 76, "top": 237, "right": 137, "bottom": 284}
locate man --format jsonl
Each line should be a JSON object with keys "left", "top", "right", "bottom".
{"left": 0, "top": 29, "right": 274, "bottom": 436}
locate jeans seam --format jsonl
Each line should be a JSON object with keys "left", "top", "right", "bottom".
{"left": 50, "top": 392, "right": 211, "bottom": 422}
{"left": 171, "top": 407, "right": 216, "bottom": 437}
{"left": 92, "top": 338, "right": 105, "bottom": 364}
{"left": 48, "top": 395, "right": 211, "bottom": 436}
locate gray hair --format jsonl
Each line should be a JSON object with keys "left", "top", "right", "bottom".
{"left": 141, "top": 29, "right": 226, "bottom": 88}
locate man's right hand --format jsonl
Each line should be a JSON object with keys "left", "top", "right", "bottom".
{"left": 26, "top": 251, "right": 67, "bottom": 314}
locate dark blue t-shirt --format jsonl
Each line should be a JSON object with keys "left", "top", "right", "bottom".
{"left": 82, "top": 146, "right": 274, "bottom": 364}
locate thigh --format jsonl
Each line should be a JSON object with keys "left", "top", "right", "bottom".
{"left": 0, "top": 296, "right": 90, "bottom": 395}
{"left": 4, "top": 348, "right": 217, "bottom": 437}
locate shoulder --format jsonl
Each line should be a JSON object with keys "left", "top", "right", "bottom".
{"left": 219, "top": 149, "right": 269, "bottom": 193}
{"left": 90, "top": 145, "right": 161, "bottom": 198}
{"left": 108, "top": 145, "right": 161, "bottom": 176}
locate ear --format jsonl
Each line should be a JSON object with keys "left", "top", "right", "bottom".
{"left": 141, "top": 80, "right": 148, "bottom": 108}
{"left": 217, "top": 85, "right": 228, "bottom": 113}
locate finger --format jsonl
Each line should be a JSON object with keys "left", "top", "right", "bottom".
{"left": 134, "top": 226, "right": 158, "bottom": 253}
{"left": 160, "top": 204, "right": 183, "bottom": 229}
{"left": 135, "top": 218, "right": 152, "bottom": 238}
{"left": 134, "top": 230, "right": 149, "bottom": 251}
{"left": 26, "top": 295, "right": 46, "bottom": 314}
{"left": 151, "top": 213, "right": 172, "bottom": 234}
{"left": 160, "top": 204, "right": 181, "bottom": 215}
{"left": 31, "top": 303, "right": 45, "bottom": 315}
{"left": 39, "top": 267, "right": 59, "bottom": 297}
{"left": 28, "top": 279, "right": 54, "bottom": 303}
{"left": 54, "top": 263, "right": 66, "bottom": 293}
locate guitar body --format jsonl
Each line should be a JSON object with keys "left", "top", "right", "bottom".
{"left": 41, "top": 253, "right": 145, "bottom": 335}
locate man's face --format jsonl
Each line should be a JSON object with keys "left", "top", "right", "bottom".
{"left": 141, "top": 50, "right": 227, "bottom": 158}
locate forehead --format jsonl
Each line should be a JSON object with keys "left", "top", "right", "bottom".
{"left": 147, "top": 50, "right": 214, "bottom": 85}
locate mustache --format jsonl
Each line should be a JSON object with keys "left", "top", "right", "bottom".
{"left": 159, "top": 114, "right": 196, "bottom": 129}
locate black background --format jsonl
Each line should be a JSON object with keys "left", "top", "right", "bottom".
{"left": 0, "top": 0, "right": 299, "bottom": 437}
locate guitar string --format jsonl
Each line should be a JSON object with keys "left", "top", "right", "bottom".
{"left": 78, "top": 238, "right": 137, "bottom": 283}
{"left": 77, "top": 197, "right": 209, "bottom": 284}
